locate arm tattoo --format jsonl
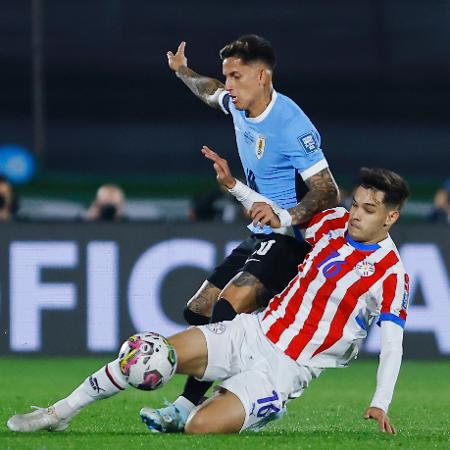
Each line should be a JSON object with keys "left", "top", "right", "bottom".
{"left": 176, "top": 66, "right": 225, "bottom": 109}
{"left": 288, "top": 167, "right": 339, "bottom": 225}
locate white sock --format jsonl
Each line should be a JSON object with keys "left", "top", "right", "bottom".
{"left": 53, "top": 359, "right": 128, "bottom": 420}
{"left": 173, "top": 396, "right": 196, "bottom": 421}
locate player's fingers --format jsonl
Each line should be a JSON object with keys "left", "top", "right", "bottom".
{"left": 202, "top": 147, "right": 219, "bottom": 162}
{"left": 378, "top": 417, "right": 386, "bottom": 432}
{"left": 251, "top": 211, "right": 265, "bottom": 226}
{"left": 202, "top": 145, "right": 218, "bottom": 158}
{"left": 177, "top": 41, "right": 186, "bottom": 54}
{"left": 167, "top": 51, "right": 174, "bottom": 57}
{"left": 385, "top": 419, "right": 395, "bottom": 435}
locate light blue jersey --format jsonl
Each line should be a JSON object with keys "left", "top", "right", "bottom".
{"left": 219, "top": 90, "right": 329, "bottom": 235}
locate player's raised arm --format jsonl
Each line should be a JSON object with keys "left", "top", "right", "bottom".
{"left": 201, "top": 145, "right": 284, "bottom": 228}
{"left": 167, "top": 42, "right": 225, "bottom": 110}
{"left": 286, "top": 167, "right": 339, "bottom": 226}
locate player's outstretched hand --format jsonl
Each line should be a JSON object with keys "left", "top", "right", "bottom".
{"left": 363, "top": 407, "right": 396, "bottom": 435}
{"left": 250, "top": 202, "right": 281, "bottom": 228}
{"left": 167, "top": 41, "right": 188, "bottom": 72}
{"left": 201, "top": 145, "right": 236, "bottom": 189}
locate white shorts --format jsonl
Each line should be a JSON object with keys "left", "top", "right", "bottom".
{"left": 197, "top": 313, "right": 322, "bottom": 431}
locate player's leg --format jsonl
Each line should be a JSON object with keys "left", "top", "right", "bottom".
{"left": 7, "top": 356, "right": 129, "bottom": 432}
{"left": 142, "top": 238, "right": 256, "bottom": 432}
{"left": 210, "top": 234, "right": 309, "bottom": 319}
{"left": 185, "top": 389, "right": 245, "bottom": 434}
{"left": 7, "top": 328, "right": 208, "bottom": 433}
{"left": 142, "top": 235, "right": 305, "bottom": 433}
{"left": 183, "top": 280, "right": 220, "bottom": 325}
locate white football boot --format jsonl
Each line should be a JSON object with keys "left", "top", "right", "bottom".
{"left": 7, "top": 406, "right": 70, "bottom": 432}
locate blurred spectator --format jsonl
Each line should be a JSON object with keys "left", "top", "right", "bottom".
{"left": 0, "top": 175, "right": 17, "bottom": 221}
{"left": 189, "top": 189, "right": 242, "bottom": 223}
{"left": 86, "top": 184, "right": 126, "bottom": 222}
{"left": 428, "top": 178, "right": 450, "bottom": 224}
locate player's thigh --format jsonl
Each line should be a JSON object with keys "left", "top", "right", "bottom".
{"left": 168, "top": 327, "right": 208, "bottom": 379}
{"left": 186, "top": 280, "right": 221, "bottom": 318}
{"left": 233, "top": 235, "right": 310, "bottom": 308}
{"left": 185, "top": 389, "right": 245, "bottom": 434}
{"left": 219, "top": 370, "right": 285, "bottom": 432}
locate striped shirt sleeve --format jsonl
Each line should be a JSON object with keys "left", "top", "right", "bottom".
{"left": 378, "top": 272, "right": 409, "bottom": 328}
{"left": 304, "top": 207, "right": 349, "bottom": 245}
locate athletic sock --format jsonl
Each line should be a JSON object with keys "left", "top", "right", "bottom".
{"left": 173, "top": 396, "right": 196, "bottom": 422}
{"left": 210, "top": 298, "right": 237, "bottom": 323}
{"left": 180, "top": 376, "right": 212, "bottom": 407}
{"left": 53, "top": 359, "right": 128, "bottom": 420}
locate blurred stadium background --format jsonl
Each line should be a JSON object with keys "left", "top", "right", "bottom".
{"left": 0, "top": 1, "right": 449, "bottom": 361}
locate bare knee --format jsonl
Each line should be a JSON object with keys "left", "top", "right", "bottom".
{"left": 185, "top": 409, "right": 214, "bottom": 434}
{"left": 185, "top": 390, "right": 245, "bottom": 434}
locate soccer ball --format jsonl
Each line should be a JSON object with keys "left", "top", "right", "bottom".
{"left": 118, "top": 332, "right": 177, "bottom": 390}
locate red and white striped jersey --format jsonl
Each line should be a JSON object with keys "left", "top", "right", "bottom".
{"left": 259, "top": 207, "right": 409, "bottom": 368}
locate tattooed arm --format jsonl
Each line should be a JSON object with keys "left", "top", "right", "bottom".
{"left": 249, "top": 167, "right": 339, "bottom": 228}
{"left": 287, "top": 167, "right": 339, "bottom": 225}
{"left": 167, "top": 41, "right": 225, "bottom": 110}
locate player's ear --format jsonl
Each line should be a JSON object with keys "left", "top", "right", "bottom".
{"left": 384, "top": 209, "right": 399, "bottom": 227}
{"left": 259, "top": 68, "right": 269, "bottom": 86}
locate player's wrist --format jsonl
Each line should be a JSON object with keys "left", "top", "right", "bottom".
{"left": 175, "top": 65, "right": 189, "bottom": 77}
{"left": 225, "top": 178, "right": 236, "bottom": 189}
{"left": 228, "top": 179, "right": 246, "bottom": 196}
{"left": 276, "top": 209, "right": 292, "bottom": 227}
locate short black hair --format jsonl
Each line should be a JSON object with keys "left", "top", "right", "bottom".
{"left": 359, "top": 167, "right": 410, "bottom": 210}
{"left": 220, "top": 35, "right": 276, "bottom": 70}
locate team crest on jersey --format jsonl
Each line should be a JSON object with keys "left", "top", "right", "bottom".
{"left": 298, "top": 133, "right": 318, "bottom": 155}
{"left": 355, "top": 260, "right": 375, "bottom": 277}
{"left": 206, "top": 322, "right": 226, "bottom": 334}
{"left": 255, "top": 136, "right": 265, "bottom": 159}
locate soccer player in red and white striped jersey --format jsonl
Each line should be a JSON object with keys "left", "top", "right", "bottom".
{"left": 7, "top": 154, "right": 410, "bottom": 436}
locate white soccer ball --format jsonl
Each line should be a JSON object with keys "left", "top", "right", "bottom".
{"left": 118, "top": 332, "right": 177, "bottom": 390}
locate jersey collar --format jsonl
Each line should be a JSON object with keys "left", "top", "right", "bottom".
{"left": 245, "top": 90, "right": 278, "bottom": 123}
{"left": 345, "top": 233, "right": 381, "bottom": 252}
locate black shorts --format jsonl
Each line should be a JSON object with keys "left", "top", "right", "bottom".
{"left": 207, "top": 233, "right": 311, "bottom": 302}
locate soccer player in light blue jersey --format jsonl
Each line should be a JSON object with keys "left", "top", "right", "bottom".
{"left": 141, "top": 35, "right": 339, "bottom": 432}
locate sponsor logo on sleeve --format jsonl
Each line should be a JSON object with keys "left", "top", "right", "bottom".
{"left": 298, "top": 133, "right": 318, "bottom": 154}
{"left": 402, "top": 274, "right": 410, "bottom": 309}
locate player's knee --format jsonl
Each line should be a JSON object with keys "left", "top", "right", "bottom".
{"left": 185, "top": 409, "right": 214, "bottom": 434}
{"left": 210, "top": 298, "right": 237, "bottom": 323}
{"left": 183, "top": 306, "right": 210, "bottom": 326}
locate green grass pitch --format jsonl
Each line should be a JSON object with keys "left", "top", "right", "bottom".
{"left": 0, "top": 358, "right": 448, "bottom": 449}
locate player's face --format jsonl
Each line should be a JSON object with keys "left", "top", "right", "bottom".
{"left": 222, "top": 57, "right": 267, "bottom": 115}
{"left": 348, "top": 186, "right": 399, "bottom": 244}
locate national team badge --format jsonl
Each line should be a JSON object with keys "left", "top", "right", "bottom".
{"left": 206, "top": 322, "right": 226, "bottom": 334}
{"left": 355, "top": 260, "right": 375, "bottom": 277}
{"left": 255, "top": 136, "right": 265, "bottom": 159}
